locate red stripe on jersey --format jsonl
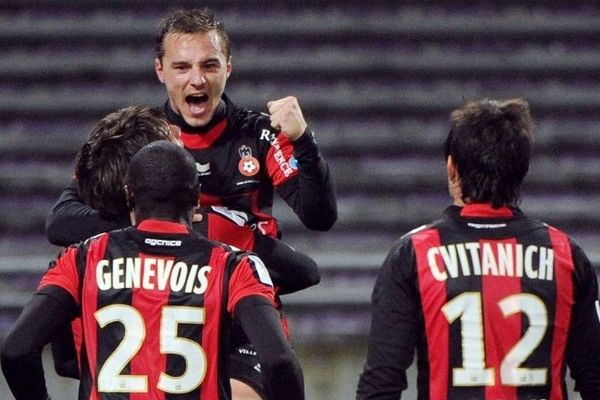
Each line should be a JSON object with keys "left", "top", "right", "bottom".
{"left": 548, "top": 228, "right": 574, "bottom": 400}
{"left": 81, "top": 233, "right": 110, "bottom": 399}
{"left": 481, "top": 239, "right": 520, "bottom": 400}
{"left": 181, "top": 119, "right": 228, "bottom": 149}
{"left": 130, "top": 253, "right": 173, "bottom": 400}
{"left": 39, "top": 246, "right": 80, "bottom": 301}
{"left": 207, "top": 213, "right": 255, "bottom": 251}
{"left": 247, "top": 190, "right": 279, "bottom": 238}
{"left": 227, "top": 256, "right": 276, "bottom": 313}
{"left": 413, "top": 229, "right": 449, "bottom": 400}
{"left": 201, "top": 246, "right": 228, "bottom": 400}
{"left": 265, "top": 132, "right": 298, "bottom": 186}
{"left": 199, "top": 192, "right": 223, "bottom": 207}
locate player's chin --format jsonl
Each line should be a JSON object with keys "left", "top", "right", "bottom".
{"left": 182, "top": 108, "right": 213, "bottom": 127}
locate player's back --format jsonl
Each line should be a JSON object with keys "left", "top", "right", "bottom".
{"left": 409, "top": 205, "right": 582, "bottom": 400}
{"left": 75, "top": 222, "right": 239, "bottom": 399}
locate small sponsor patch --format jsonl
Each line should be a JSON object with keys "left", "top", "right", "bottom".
{"left": 144, "top": 238, "right": 182, "bottom": 247}
{"left": 238, "top": 145, "right": 260, "bottom": 177}
{"left": 196, "top": 162, "right": 211, "bottom": 176}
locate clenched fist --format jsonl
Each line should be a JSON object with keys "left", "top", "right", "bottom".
{"left": 267, "top": 96, "right": 307, "bottom": 141}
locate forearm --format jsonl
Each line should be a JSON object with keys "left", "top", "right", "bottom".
{"left": 46, "top": 178, "right": 128, "bottom": 246}
{"left": 237, "top": 296, "right": 304, "bottom": 400}
{"left": 253, "top": 233, "right": 320, "bottom": 294}
{"left": 1, "top": 287, "right": 76, "bottom": 399}
{"left": 279, "top": 130, "right": 337, "bottom": 231}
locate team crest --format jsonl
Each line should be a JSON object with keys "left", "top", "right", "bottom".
{"left": 238, "top": 145, "right": 260, "bottom": 177}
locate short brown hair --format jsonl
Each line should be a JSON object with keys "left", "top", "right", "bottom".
{"left": 155, "top": 8, "right": 231, "bottom": 61}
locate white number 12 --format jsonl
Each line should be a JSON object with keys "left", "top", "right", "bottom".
{"left": 441, "top": 292, "right": 548, "bottom": 387}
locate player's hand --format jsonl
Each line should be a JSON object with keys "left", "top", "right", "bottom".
{"left": 193, "top": 210, "right": 203, "bottom": 223}
{"left": 267, "top": 96, "right": 307, "bottom": 141}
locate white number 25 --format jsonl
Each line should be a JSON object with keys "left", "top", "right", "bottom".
{"left": 94, "top": 305, "right": 207, "bottom": 394}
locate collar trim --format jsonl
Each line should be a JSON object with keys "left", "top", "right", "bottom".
{"left": 137, "top": 219, "right": 189, "bottom": 234}
{"left": 460, "top": 203, "right": 514, "bottom": 218}
{"left": 181, "top": 118, "right": 228, "bottom": 149}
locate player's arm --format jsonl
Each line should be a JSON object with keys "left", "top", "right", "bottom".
{"left": 275, "top": 130, "right": 338, "bottom": 231}
{"left": 1, "top": 285, "right": 78, "bottom": 400}
{"left": 45, "top": 178, "right": 129, "bottom": 246}
{"left": 227, "top": 252, "right": 305, "bottom": 399}
{"left": 253, "top": 233, "right": 320, "bottom": 294}
{"left": 356, "top": 240, "right": 418, "bottom": 400}
{"left": 565, "top": 243, "right": 600, "bottom": 399}
{"left": 235, "top": 295, "right": 305, "bottom": 400}
{"left": 267, "top": 97, "right": 337, "bottom": 232}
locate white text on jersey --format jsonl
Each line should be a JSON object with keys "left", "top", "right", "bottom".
{"left": 427, "top": 242, "right": 554, "bottom": 281}
{"left": 96, "top": 257, "right": 211, "bottom": 294}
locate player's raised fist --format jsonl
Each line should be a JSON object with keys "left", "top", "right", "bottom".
{"left": 267, "top": 96, "right": 307, "bottom": 141}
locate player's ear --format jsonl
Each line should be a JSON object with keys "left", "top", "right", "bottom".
{"left": 190, "top": 181, "right": 201, "bottom": 207}
{"left": 447, "top": 156, "right": 458, "bottom": 183}
{"left": 155, "top": 58, "right": 165, "bottom": 83}
{"left": 125, "top": 185, "right": 135, "bottom": 210}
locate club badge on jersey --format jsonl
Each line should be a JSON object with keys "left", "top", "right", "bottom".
{"left": 238, "top": 145, "right": 260, "bottom": 177}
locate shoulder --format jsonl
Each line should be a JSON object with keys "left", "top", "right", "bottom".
{"left": 228, "top": 99, "right": 276, "bottom": 142}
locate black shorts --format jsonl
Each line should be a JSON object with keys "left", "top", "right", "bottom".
{"left": 229, "top": 344, "right": 265, "bottom": 399}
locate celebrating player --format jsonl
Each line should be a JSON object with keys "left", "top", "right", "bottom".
{"left": 46, "top": 9, "right": 336, "bottom": 398}
{"left": 2, "top": 141, "right": 305, "bottom": 400}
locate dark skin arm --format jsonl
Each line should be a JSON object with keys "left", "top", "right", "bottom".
{"left": 235, "top": 296, "right": 305, "bottom": 400}
{"left": 1, "top": 286, "right": 77, "bottom": 400}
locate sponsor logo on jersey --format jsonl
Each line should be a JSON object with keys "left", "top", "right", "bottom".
{"left": 269, "top": 136, "right": 295, "bottom": 178}
{"left": 144, "top": 238, "right": 182, "bottom": 247}
{"left": 289, "top": 156, "right": 298, "bottom": 170}
{"left": 238, "top": 145, "right": 260, "bottom": 177}
{"left": 196, "top": 162, "right": 211, "bottom": 176}
{"left": 237, "top": 347, "right": 257, "bottom": 356}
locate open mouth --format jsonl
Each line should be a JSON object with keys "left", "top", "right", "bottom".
{"left": 186, "top": 94, "right": 209, "bottom": 105}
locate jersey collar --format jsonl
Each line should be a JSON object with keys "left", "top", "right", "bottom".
{"left": 459, "top": 203, "right": 514, "bottom": 218}
{"left": 136, "top": 219, "right": 190, "bottom": 234}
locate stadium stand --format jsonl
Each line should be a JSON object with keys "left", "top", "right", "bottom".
{"left": 1, "top": 0, "right": 600, "bottom": 379}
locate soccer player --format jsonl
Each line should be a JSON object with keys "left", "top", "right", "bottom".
{"left": 1, "top": 141, "right": 305, "bottom": 400}
{"left": 46, "top": 9, "right": 336, "bottom": 397}
{"left": 356, "top": 98, "right": 600, "bottom": 399}
{"left": 47, "top": 106, "right": 319, "bottom": 387}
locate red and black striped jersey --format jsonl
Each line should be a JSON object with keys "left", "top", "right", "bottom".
{"left": 357, "top": 204, "right": 600, "bottom": 400}
{"left": 39, "top": 219, "right": 275, "bottom": 400}
{"left": 164, "top": 94, "right": 337, "bottom": 237}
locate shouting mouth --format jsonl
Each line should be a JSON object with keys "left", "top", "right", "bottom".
{"left": 186, "top": 94, "right": 210, "bottom": 116}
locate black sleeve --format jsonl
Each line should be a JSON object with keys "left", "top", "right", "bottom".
{"left": 1, "top": 286, "right": 78, "bottom": 400}
{"left": 50, "top": 326, "right": 80, "bottom": 379}
{"left": 235, "top": 295, "right": 305, "bottom": 400}
{"left": 356, "top": 240, "right": 418, "bottom": 400}
{"left": 45, "top": 178, "right": 129, "bottom": 246}
{"left": 253, "top": 233, "right": 320, "bottom": 295}
{"left": 276, "top": 129, "right": 337, "bottom": 231}
{"left": 566, "top": 243, "right": 600, "bottom": 399}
